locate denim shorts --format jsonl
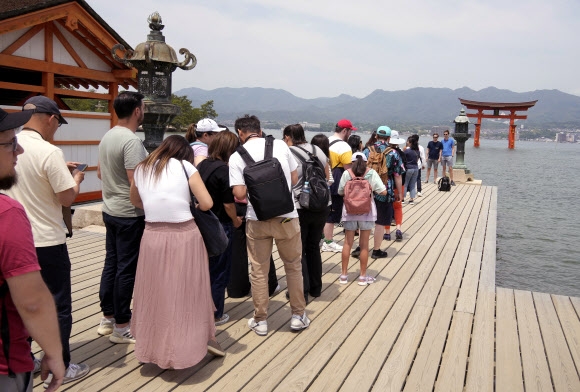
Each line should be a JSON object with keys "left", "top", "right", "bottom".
{"left": 343, "top": 220, "right": 375, "bottom": 231}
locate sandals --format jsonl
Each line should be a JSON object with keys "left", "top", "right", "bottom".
{"left": 358, "top": 275, "right": 376, "bottom": 286}
{"left": 339, "top": 275, "right": 348, "bottom": 284}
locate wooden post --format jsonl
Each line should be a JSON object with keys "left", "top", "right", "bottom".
{"left": 508, "top": 110, "right": 516, "bottom": 149}
{"left": 108, "top": 81, "right": 118, "bottom": 128}
{"left": 44, "top": 22, "right": 54, "bottom": 99}
{"left": 474, "top": 109, "right": 483, "bottom": 148}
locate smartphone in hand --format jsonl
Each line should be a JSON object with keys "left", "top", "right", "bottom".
{"left": 76, "top": 163, "right": 88, "bottom": 172}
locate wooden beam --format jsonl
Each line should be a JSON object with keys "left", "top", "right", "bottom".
{"left": 52, "top": 21, "right": 87, "bottom": 68}
{"left": 54, "top": 88, "right": 111, "bottom": 100}
{"left": 1, "top": 25, "right": 44, "bottom": 55}
{"left": 465, "top": 113, "right": 528, "bottom": 120}
{"left": 60, "top": 112, "right": 110, "bottom": 120}
{"left": 0, "top": 81, "right": 45, "bottom": 93}
{"left": 112, "top": 69, "right": 137, "bottom": 79}
{"left": 52, "top": 140, "right": 100, "bottom": 145}
{"left": 76, "top": 24, "right": 116, "bottom": 66}
{"left": 0, "top": 4, "right": 70, "bottom": 35}
{"left": 0, "top": 53, "right": 119, "bottom": 82}
{"left": 74, "top": 190, "right": 102, "bottom": 203}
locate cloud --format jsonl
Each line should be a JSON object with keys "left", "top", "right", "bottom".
{"left": 87, "top": 0, "right": 580, "bottom": 98}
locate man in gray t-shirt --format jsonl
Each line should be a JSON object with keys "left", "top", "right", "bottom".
{"left": 96, "top": 91, "right": 147, "bottom": 345}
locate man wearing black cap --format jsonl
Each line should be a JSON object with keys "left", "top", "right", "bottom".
{"left": 4, "top": 96, "right": 89, "bottom": 386}
{"left": 0, "top": 108, "right": 65, "bottom": 392}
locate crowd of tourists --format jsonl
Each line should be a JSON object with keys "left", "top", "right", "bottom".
{"left": 0, "top": 92, "right": 456, "bottom": 391}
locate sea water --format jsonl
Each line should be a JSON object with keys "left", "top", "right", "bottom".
{"left": 156, "top": 130, "right": 579, "bottom": 297}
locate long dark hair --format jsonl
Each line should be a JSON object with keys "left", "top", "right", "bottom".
{"left": 283, "top": 123, "right": 307, "bottom": 145}
{"left": 136, "top": 135, "right": 194, "bottom": 182}
{"left": 310, "top": 133, "right": 329, "bottom": 157}
{"left": 351, "top": 155, "right": 367, "bottom": 177}
{"left": 347, "top": 134, "right": 362, "bottom": 153}
{"left": 364, "top": 133, "right": 378, "bottom": 149}
{"left": 408, "top": 136, "right": 419, "bottom": 151}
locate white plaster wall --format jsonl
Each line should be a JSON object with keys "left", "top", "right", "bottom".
{"left": 54, "top": 24, "right": 111, "bottom": 72}
{"left": 11, "top": 28, "right": 45, "bottom": 60}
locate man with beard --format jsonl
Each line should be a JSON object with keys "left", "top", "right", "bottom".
{"left": 5, "top": 96, "right": 89, "bottom": 387}
{"left": 0, "top": 107, "right": 65, "bottom": 391}
{"left": 96, "top": 92, "right": 147, "bottom": 344}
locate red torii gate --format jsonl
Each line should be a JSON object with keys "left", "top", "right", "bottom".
{"left": 458, "top": 98, "right": 538, "bottom": 149}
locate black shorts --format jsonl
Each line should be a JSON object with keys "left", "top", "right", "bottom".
{"left": 375, "top": 199, "right": 394, "bottom": 226}
{"left": 326, "top": 194, "right": 343, "bottom": 223}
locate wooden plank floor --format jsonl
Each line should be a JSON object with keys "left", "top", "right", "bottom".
{"left": 30, "top": 184, "right": 580, "bottom": 391}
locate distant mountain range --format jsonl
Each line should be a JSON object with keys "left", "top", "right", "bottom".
{"left": 174, "top": 86, "right": 580, "bottom": 128}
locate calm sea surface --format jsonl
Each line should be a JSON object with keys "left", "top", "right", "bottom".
{"left": 157, "top": 130, "right": 580, "bottom": 297}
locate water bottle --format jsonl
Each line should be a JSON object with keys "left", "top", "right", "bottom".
{"left": 300, "top": 181, "right": 310, "bottom": 208}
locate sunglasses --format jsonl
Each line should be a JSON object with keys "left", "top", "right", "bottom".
{"left": 0, "top": 136, "right": 18, "bottom": 152}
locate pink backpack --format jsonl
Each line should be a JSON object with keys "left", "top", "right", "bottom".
{"left": 343, "top": 168, "right": 372, "bottom": 215}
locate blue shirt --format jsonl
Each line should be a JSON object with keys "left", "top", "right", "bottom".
{"left": 441, "top": 138, "right": 455, "bottom": 157}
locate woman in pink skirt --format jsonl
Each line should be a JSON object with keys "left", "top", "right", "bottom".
{"left": 129, "top": 135, "right": 225, "bottom": 369}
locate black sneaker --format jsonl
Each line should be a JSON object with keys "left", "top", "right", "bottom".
{"left": 351, "top": 246, "right": 361, "bottom": 258}
{"left": 371, "top": 249, "right": 388, "bottom": 259}
{"left": 395, "top": 230, "right": 403, "bottom": 241}
{"left": 451, "top": 181, "right": 456, "bottom": 186}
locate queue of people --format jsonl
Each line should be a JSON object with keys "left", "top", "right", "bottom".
{"left": 0, "top": 92, "right": 454, "bottom": 390}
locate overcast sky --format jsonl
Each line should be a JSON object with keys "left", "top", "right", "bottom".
{"left": 87, "top": 0, "right": 580, "bottom": 99}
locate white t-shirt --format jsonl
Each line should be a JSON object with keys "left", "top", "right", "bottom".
{"left": 418, "top": 145, "right": 426, "bottom": 169}
{"left": 5, "top": 130, "right": 77, "bottom": 247}
{"left": 229, "top": 137, "right": 298, "bottom": 220}
{"left": 133, "top": 158, "right": 197, "bottom": 223}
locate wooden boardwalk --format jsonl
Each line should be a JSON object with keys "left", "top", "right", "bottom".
{"left": 31, "top": 184, "right": 580, "bottom": 391}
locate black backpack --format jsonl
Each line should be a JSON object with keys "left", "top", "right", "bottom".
{"left": 236, "top": 136, "right": 295, "bottom": 221}
{"left": 290, "top": 145, "right": 330, "bottom": 212}
{"left": 438, "top": 176, "right": 451, "bottom": 192}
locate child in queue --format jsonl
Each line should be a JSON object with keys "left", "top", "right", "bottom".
{"left": 337, "top": 152, "right": 387, "bottom": 286}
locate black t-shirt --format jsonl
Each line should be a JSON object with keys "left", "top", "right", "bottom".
{"left": 196, "top": 159, "right": 234, "bottom": 223}
{"left": 427, "top": 141, "right": 443, "bottom": 160}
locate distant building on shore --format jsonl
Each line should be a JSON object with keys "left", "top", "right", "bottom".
{"left": 555, "top": 132, "right": 567, "bottom": 143}
{"left": 300, "top": 121, "right": 321, "bottom": 129}
{"left": 566, "top": 133, "right": 578, "bottom": 143}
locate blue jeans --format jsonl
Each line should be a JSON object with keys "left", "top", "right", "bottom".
{"left": 404, "top": 168, "right": 419, "bottom": 199}
{"left": 100, "top": 212, "right": 145, "bottom": 324}
{"left": 36, "top": 244, "right": 72, "bottom": 367}
{"left": 209, "top": 221, "right": 234, "bottom": 319}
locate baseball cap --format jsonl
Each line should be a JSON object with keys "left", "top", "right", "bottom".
{"left": 388, "top": 130, "right": 406, "bottom": 145}
{"left": 196, "top": 118, "right": 226, "bottom": 133}
{"left": 0, "top": 108, "right": 33, "bottom": 132}
{"left": 22, "top": 96, "right": 68, "bottom": 125}
{"left": 351, "top": 151, "right": 367, "bottom": 162}
{"left": 337, "top": 119, "right": 357, "bottom": 131}
{"left": 376, "top": 126, "right": 391, "bottom": 137}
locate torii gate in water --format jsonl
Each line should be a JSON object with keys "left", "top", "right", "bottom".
{"left": 458, "top": 98, "right": 538, "bottom": 149}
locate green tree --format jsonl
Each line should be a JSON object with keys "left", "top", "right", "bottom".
{"left": 170, "top": 95, "right": 218, "bottom": 130}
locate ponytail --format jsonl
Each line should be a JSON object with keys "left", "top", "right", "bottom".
{"left": 351, "top": 156, "right": 367, "bottom": 177}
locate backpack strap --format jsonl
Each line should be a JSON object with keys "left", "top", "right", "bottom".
{"left": 264, "top": 135, "right": 274, "bottom": 160}
{"left": 295, "top": 145, "right": 323, "bottom": 166}
{"left": 290, "top": 147, "right": 307, "bottom": 164}
{"left": 347, "top": 168, "right": 356, "bottom": 179}
{"left": 236, "top": 144, "right": 256, "bottom": 166}
{"left": 0, "top": 281, "right": 15, "bottom": 378}
{"left": 329, "top": 139, "right": 341, "bottom": 147}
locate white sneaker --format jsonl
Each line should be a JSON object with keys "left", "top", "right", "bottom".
{"left": 290, "top": 312, "right": 310, "bottom": 331}
{"left": 417, "top": 192, "right": 423, "bottom": 197}
{"left": 214, "top": 313, "right": 230, "bottom": 326}
{"left": 97, "top": 317, "right": 115, "bottom": 336}
{"left": 109, "top": 325, "right": 136, "bottom": 344}
{"left": 248, "top": 318, "right": 268, "bottom": 336}
{"left": 321, "top": 241, "right": 343, "bottom": 252}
